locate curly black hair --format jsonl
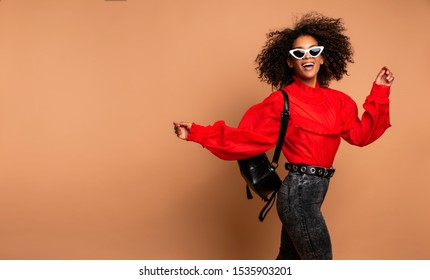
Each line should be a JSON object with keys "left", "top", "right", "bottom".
{"left": 255, "top": 12, "right": 354, "bottom": 88}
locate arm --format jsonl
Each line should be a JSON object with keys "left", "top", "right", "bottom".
{"left": 173, "top": 91, "right": 284, "bottom": 160}
{"left": 341, "top": 67, "right": 395, "bottom": 146}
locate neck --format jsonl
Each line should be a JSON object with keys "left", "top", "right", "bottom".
{"left": 296, "top": 76, "right": 317, "bottom": 88}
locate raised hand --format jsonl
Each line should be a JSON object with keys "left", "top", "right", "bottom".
{"left": 375, "top": 67, "right": 395, "bottom": 86}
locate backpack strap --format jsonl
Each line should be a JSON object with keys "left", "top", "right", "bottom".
{"left": 258, "top": 89, "right": 290, "bottom": 222}
{"left": 272, "top": 89, "right": 290, "bottom": 165}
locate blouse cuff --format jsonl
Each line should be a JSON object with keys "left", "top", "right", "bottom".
{"left": 366, "top": 82, "right": 391, "bottom": 104}
{"left": 186, "top": 123, "right": 208, "bottom": 143}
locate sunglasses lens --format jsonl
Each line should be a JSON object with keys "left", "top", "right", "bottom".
{"left": 292, "top": 50, "right": 305, "bottom": 59}
{"left": 309, "top": 47, "right": 322, "bottom": 57}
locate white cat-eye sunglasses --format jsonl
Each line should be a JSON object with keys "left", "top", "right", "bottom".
{"left": 289, "top": 46, "right": 324, "bottom": 60}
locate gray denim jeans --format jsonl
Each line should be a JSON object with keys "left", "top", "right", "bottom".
{"left": 276, "top": 172, "right": 332, "bottom": 260}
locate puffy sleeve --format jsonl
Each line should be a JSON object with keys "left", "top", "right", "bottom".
{"left": 186, "top": 91, "right": 284, "bottom": 160}
{"left": 341, "top": 83, "right": 391, "bottom": 147}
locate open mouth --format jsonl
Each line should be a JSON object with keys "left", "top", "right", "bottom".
{"left": 302, "top": 62, "right": 314, "bottom": 70}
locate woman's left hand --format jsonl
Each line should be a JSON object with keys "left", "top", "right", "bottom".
{"left": 375, "top": 67, "right": 395, "bottom": 86}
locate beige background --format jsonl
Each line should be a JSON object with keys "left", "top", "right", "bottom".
{"left": 0, "top": 0, "right": 429, "bottom": 259}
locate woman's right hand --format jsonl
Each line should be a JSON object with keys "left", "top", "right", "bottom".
{"left": 173, "top": 121, "right": 192, "bottom": 140}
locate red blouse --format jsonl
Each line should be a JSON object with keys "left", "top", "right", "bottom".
{"left": 187, "top": 77, "right": 391, "bottom": 168}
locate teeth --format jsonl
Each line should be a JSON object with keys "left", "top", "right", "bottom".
{"left": 303, "top": 63, "right": 314, "bottom": 67}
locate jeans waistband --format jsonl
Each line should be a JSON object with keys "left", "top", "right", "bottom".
{"left": 285, "top": 163, "right": 335, "bottom": 178}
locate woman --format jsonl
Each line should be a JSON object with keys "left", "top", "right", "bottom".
{"left": 173, "top": 12, "right": 394, "bottom": 259}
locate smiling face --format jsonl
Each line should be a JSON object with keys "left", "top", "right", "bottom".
{"left": 287, "top": 35, "right": 324, "bottom": 88}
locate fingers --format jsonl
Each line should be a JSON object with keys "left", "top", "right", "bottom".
{"left": 173, "top": 122, "right": 183, "bottom": 138}
{"left": 384, "top": 68, "right": 395, "bottom": 84}
{"left": 173, "top": 122, "right": 182, "bottom": 136}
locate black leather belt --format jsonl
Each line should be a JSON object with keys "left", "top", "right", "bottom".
{"left": 285, "top": 163, "right": 335, "bottom": 178}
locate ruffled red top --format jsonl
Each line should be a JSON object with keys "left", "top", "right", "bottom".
{"left": 187, "top": 77, "right": 391, "bottom": 168}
